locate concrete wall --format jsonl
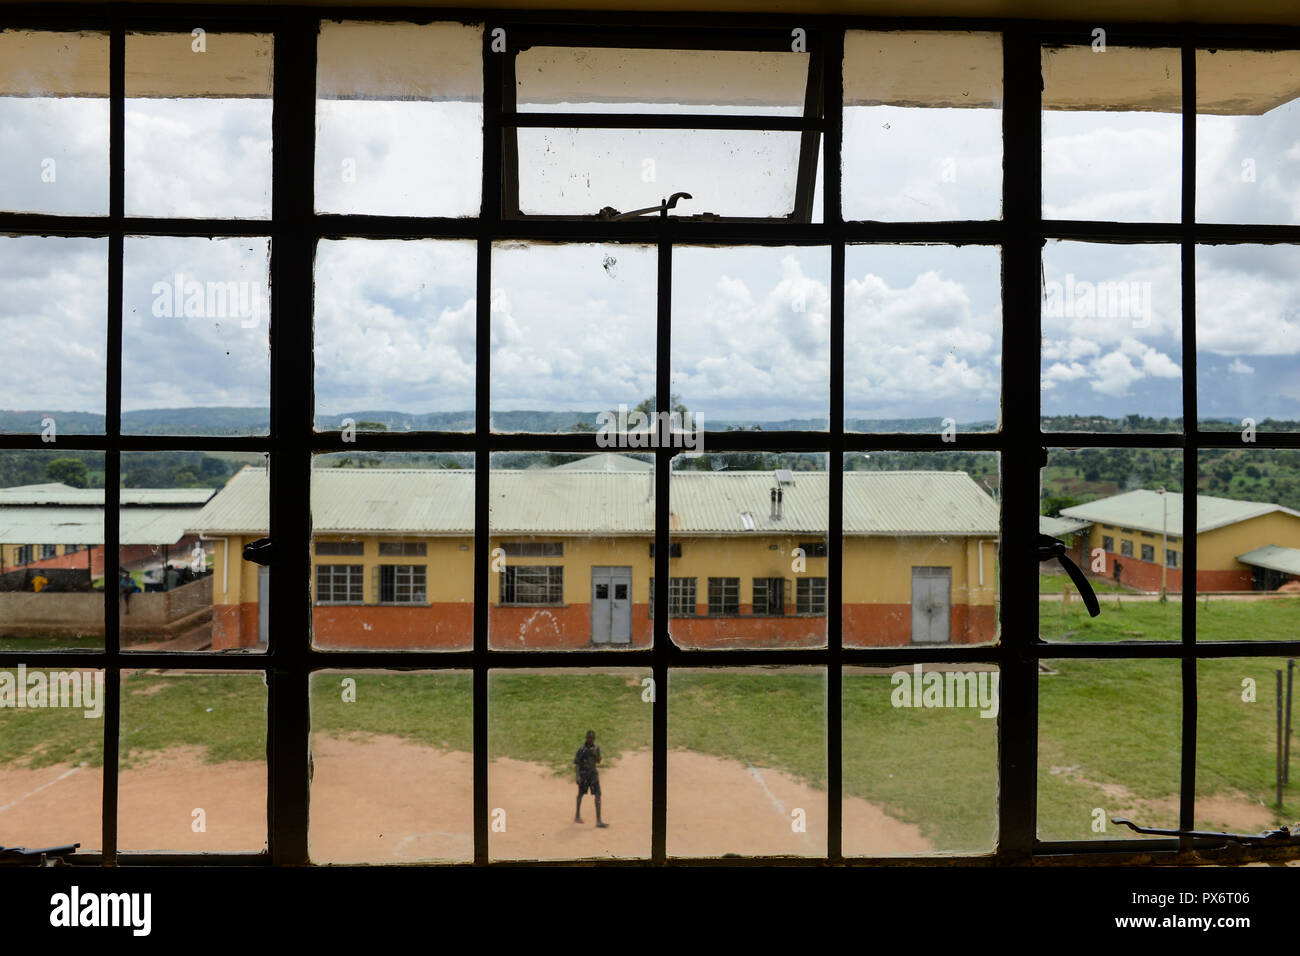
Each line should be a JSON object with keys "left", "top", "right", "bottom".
{"left": 0, "top": 576, "right": 212, "bottom": 640}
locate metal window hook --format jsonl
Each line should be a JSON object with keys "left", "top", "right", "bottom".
{"left": 599, "top": 191, "right": 693, "bottom": 220}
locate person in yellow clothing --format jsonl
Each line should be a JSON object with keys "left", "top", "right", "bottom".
{"left": 32, "top": 574, "right": 49, "bottom": 592}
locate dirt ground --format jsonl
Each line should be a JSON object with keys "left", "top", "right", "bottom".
{"left": 0, "top": 734, "right": 933, "bottom": 860}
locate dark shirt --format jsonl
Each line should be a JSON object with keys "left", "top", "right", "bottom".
{"left": 574, "top": 743, "right": 600, "bottom": 779}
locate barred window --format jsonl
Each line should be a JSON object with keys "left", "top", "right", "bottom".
{"left": 500, "top": 541, "right": 563, "bottom": 557}
{"left": 1102, "top": 535, "right": 1114, "bottom": 552}
{"left": 378, "top": 541, "right": 427, "bottom": 556}
{"left": 651, "top": 576, "right": 696, "bottom": 617}
{"left": 1121, "top": 540, "right": 1134, "bottom": 558}
{"left": 752, "top": 576, "right": 786, "bottom": 615}
{"left": 1141, "top": 544, "right": 1154, "bottom": 562}
{"left": 707, "top": 577, "right": 739, "bottom": 615}
{"left": 500, "top": 565, "right": 563, "bottom": 604}
{"left": 316, "top": 541, "right": 364, "bottom": 556}
{"left": 799, "top": 541, "right": 827, "bottom": 558}
{"left": 796, "top": 576, "right": 827, "bottom": 614}
{"left": 316, "top": 564, "right": 363, "bottom": 604}
{"left": 378, "top": 564, "right": 427, "bottom": 603}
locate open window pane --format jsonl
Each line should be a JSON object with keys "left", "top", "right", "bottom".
{"left": 0, "top": 30, "right": 109, "bottom": 216}
{"left": 315, "top": 21, "right": 482, "bottom": 217}
{"left": 125, "top": 32, "right": 273, "bottom": 219}
{"left": 843, "top": 31, "right": 1002, "bottom": 222}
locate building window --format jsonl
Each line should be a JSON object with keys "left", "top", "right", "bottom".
{"left": 316, "top": 564, "right": 363, "bottom": 604}
{"left": 378, "top": 564, "right": 426, "bottom": 603}
{"left": 39, "top": 544, "right": 57, "bottom": 559}
{"left": 1102, "top": 535, "right": 1114, "bottom": 552}
{"left": 1121, "top": 540, "right": 1134, "bottom": 558}
{"left": 796, "top": 577, "right": 827, "bottom": 614}
{"left": 1141, "top": 544, "right": 1154, "bottom": 562}
{"left": 378, "top": 541, "right": 427, "bottom": 557}
{"left": 316, "top": 541, "right": 364, "bottom": 556}
{"left": 799, "top": 541, "right": 828, "bottom": 558}
{"left": 16, "top": 545, "right": 33, "bottom": 565}
{"left": 65, "top": 543, "right": 82, "bottom": 554}
{"left": 500, "top": 541, "right": 563, "bottom": 557}
{"left": 707, "top": 577, "right": 739, "bottom": 615}
{"left": 500, "top": 565, "right": 563, "bottom": 605}
{"left": 649, "top": 542, "right": 682, "bottom": 558}
{"left": 752, "top": 576, "right": 786, "bottom": 615}
{"left": 1167, "top": 550, "right": 1179, "bottom": 569}
{"left": 651, "top": 576, "right": 696, "bottom": 616}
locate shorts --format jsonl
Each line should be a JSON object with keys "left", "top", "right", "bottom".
{"left": 577, "top": 774, "right": 601, "bottom": 797}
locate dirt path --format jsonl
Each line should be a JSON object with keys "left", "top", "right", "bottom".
{"left": 0, "top": 734, "right": 934, "bottom": 860}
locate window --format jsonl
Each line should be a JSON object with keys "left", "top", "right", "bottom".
{"left": 707, "top": 577, "right": 739, "bottom": 615}
{"left": 379, "top": 564, "right": 427, "bottom": 604}
{"left": 649, "top": 542, "right": 682, "bottom": 558}
{"left": 39, "top": 544, "right": 57, "bottom": 559}
{"left": 1166, "top": 550, "right": 1179, "bottom": 569}
{"left": 1141, "top": 544, "right": 1154, "bottom": 562}
{"left": 796, "top": 576, "right": 827, "bottom": 614}
{"left": 16, "top": 545, "right": 33, "bottom": 565}
{"left": 799, "top": 541, "right": 827, "bottom": 558}
{"left": 65, "top": 543, "right": 82, "bottom": 554}
{"left": 499, "top": 566, "right": 563, "bottom": 605}
{"left": 1102, "top": 535, "right": 1114, "bottom": 553}
{"left": 316, "top": 564, "right": 363, "bottom": 604}
{"left": 1121, "top": 540, "right": 1134, "bottom": 558}
{"left": 378, "top": 541, "right": 428, "bottom": 557}
{"left": 316, "top": 541, "right": 364, "bottom": 556}
{"left": 651, "top": 577, "right": 696, "bottom": 617}
{"left": 752, "top": 576, "right": 786, "bottom": 615}
{"left": 499, "top": 541, "right": 563, "bottom": 558}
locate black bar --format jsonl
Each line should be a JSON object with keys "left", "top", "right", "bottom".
{"left": 651, "top": 223, "right": 671, "bottom": 864}
{"left": 504, "top": 112, "right": 818, "bottom": 131}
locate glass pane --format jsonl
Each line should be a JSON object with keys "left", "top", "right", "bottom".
{"left": 0, "top": 667, "right": 105, "bottom": 854}
{"left": 0, "top": 450, "right": 106, "bottom": 651}
{"left": 489, "top": 452, "right": 652, "bottom": 651}
{"left": 517, "top": 128, "right": 803, "bottom": 218}
{"left": 489, "top": 669, "right": 652, "bottom": 860}
{"left": 315, "top": 239, "right": 476, "bottom": 432}
{"left": 183, "top": 454, "right": 270, "bottom": 651}
{"left": 1197, "top": 49, "right": 1300, "bottom": 225}
{"left": 668, "top": 667, "right": 826, "bottom": 858}
{"left": 843, "top": 664, "right": 998, "bottom": 855}
{"left": 843, "top": 31, "right": 1002, "bottom": 221}
{"left": 1042, "top": 45, "right": 1181, "bottom": 222}
{"left": 125, "top": 32, "right": 273, "bottom": 218}
{"left": 311, "top": 452, "right": 472, "bottom": 651}
{"left": 121, "top": 236, "right": 271, "bottom": 435}
{"left": 1041, "top": 447, "right": 1183, "bottom": 642}
{"left": 1041, "top": 241, "right": 1181, "bottom": 430}
{"left": 316, "top": 21, "right": 482, "bottom": 217}
{"left": 670, "top": 452, "right": 827, "bottom": 650}
{"left": 1037, "top": 658, "right": 1181, "bottom": 841}
{"left": 118, "top": 669, "right": 267, "bottom": 852}
{"left": 0, "top": 30, "right": 109, "bottom": 215}
{"left": 517, "top": 46, "right": 807, "bottom": 114}
{"left": 672, "top": 245, "right": 829, "bottom": 429}
{"left": 118, "top": 450, "right": 258, "bottom": 652}
{"left": 1197, "top": 449, "right": 1300, "bottom": 641}
{"left": 844, "top": 451, "right": 999, "bottom": 648}
{"left": 845, "top": 244, "right": 1000, "bottom": 431}
{"left": 1197, "top": 244, "right": 1300, "bottom": 430}
{"left": 1196, "top": 657, "right": 1297, "bottom": 831}
{"left": 310, "top": 669, "right": 473, "bottom": 863}
{"left": 0, "top": 236, "right": 108, "bottom": 434}
{"left": 490, "top": 242, "right": 655, "bottom": 431}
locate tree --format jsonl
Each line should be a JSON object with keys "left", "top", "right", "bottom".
{"left": 46, "top": 458, "right": 90, "bottom": 488}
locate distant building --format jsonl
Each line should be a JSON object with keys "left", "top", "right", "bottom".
{"left": 1059, "top": 489, "right": 1300, "bottom": 592}
{"left": 188, "top": 465, "right": 999, "bottom": 650}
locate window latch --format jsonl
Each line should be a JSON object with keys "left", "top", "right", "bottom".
{"left": 0, "top": 843, "right": 80, "bottom": 866}
{"left": 243, "top": 536, "right": 273, "bottom": 567}
{"left": 1037, "top": 533, "right": 1101, "bottom": 618}
{"left": 1111, "top": 817, "right": 1298, "bottom": 846}
{"left": 599, "top": 191, "right": 692, "bottom": 220}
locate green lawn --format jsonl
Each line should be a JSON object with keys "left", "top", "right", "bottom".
{"left": 1039, "top": 596, "right": 1300, "bottom": 643}
{"left": 1038, "top": 572, "right": 1126, "bottom": 594}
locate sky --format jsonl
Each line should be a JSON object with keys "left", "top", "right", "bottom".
{"left": 1, "top": 32, "right": 1298, "bottom": 434}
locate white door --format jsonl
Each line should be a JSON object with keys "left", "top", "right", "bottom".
{"left": 591, "top": 566, "right": 632, "bottom": 645}
{"left": 910, "top": 566, "right": 951, "bottom": 644}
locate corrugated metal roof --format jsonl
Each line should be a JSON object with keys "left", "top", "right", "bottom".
{"left": 550, "top": 453, "right": 652, "bottom": 473}
{"left": 1060, "top": 490, "right": 1300, "bottom": 536}
{"left": 0, "top": 506, "right": 205, "bottom": 545}
{"left": 186, "top": 466, "right": 998, "bottom": 537}
{"left": 1041, "top": 515, "right": 1091, "bottom": 537}
{"left": 0, "top": 484, "right": 214, "bottom": 506}
{"left": 1236, "top": 545, "right": 1300, "bottom": 576}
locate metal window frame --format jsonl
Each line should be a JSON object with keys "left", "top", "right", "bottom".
{"left": 315, "top": 563, "right": 364, "bottom": 604}
{"left": 0, "top": 4, "right": 1298, "bottom": 869}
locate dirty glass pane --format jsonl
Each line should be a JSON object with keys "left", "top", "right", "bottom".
{"left": 118, "top": 450, "right": 263, "bottom": 653}
{"left": 489, "top": 669, "right": 652, "bottom": 860}
{"left": 310, "top": 669, "right": 473, "bottom": 863}
{"left": 0, "top": 30, "right": 109, "bottom": 215}
{"left": 125, "top": 32, "right": 273, "bottom": 218}
{"left": 1196, "top": 49, "right": 1300, "bottom": 225}
{"left": 517, "top": 128, "right": 803, "bottom": 218}
{"left": 843, "top": 664, "right": 998, "bottom": 855}
{"left": 1041, "top": 45, "right": 1181, "bottom": 222}
{"left": 316, "top": 21, "right": 482, "bottom": 217}
{"left": 1040, "top": 446, "right": 1182, "bottom": 643}
{"left": 1040, "top": 241, "right": 1181, "bottom": 431}
{"left": 117, "top": 669, "right": 267, "bottom": 853}
{"left": 314, "top": 239, "right": 477, "bottom": 432}
{"left": 668, "top": 667, "right": 825, "bottom": 857}
{"left": 0, "top": 236, "right": 107, "bottom": 434}
{"left": 311, "top": 452, "right": 473, "bottom": 652}
{"left": 0, "top": 667, "right": 105, "bottom": 856}
{"left": 669, "top": 453, "right": 827, "bottom": 650}
{"left": 843, "top": 31, "right": 1002, "bottom": 221}
{"left": 121, "top": 236, "right": 271, "bottom": 435}
{"left": 517, "top": 46, "right": 806, "bottom": 115}
{"left": 0, "top": 450, "right": 105, "bottom": 652}
{"left": 490, "top": 242, "right": 655, "bottom": 431}
{"left": 1037, "top": 658, "right": 1181, "bottom": 841}
{"left": 1196, "top": 244, "right": 1300, "bottom": 430}
{"left": 843, "top": 451, "right": 999, "bottom": 648}
{"left": 672, "top": 245, "right": 829, "bottom": 430}
{"left": 845, "top": 244, "right": 1000, "bottom": 431}
{"left": 488, "top": 451, "right": 652, "bottom": 651}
